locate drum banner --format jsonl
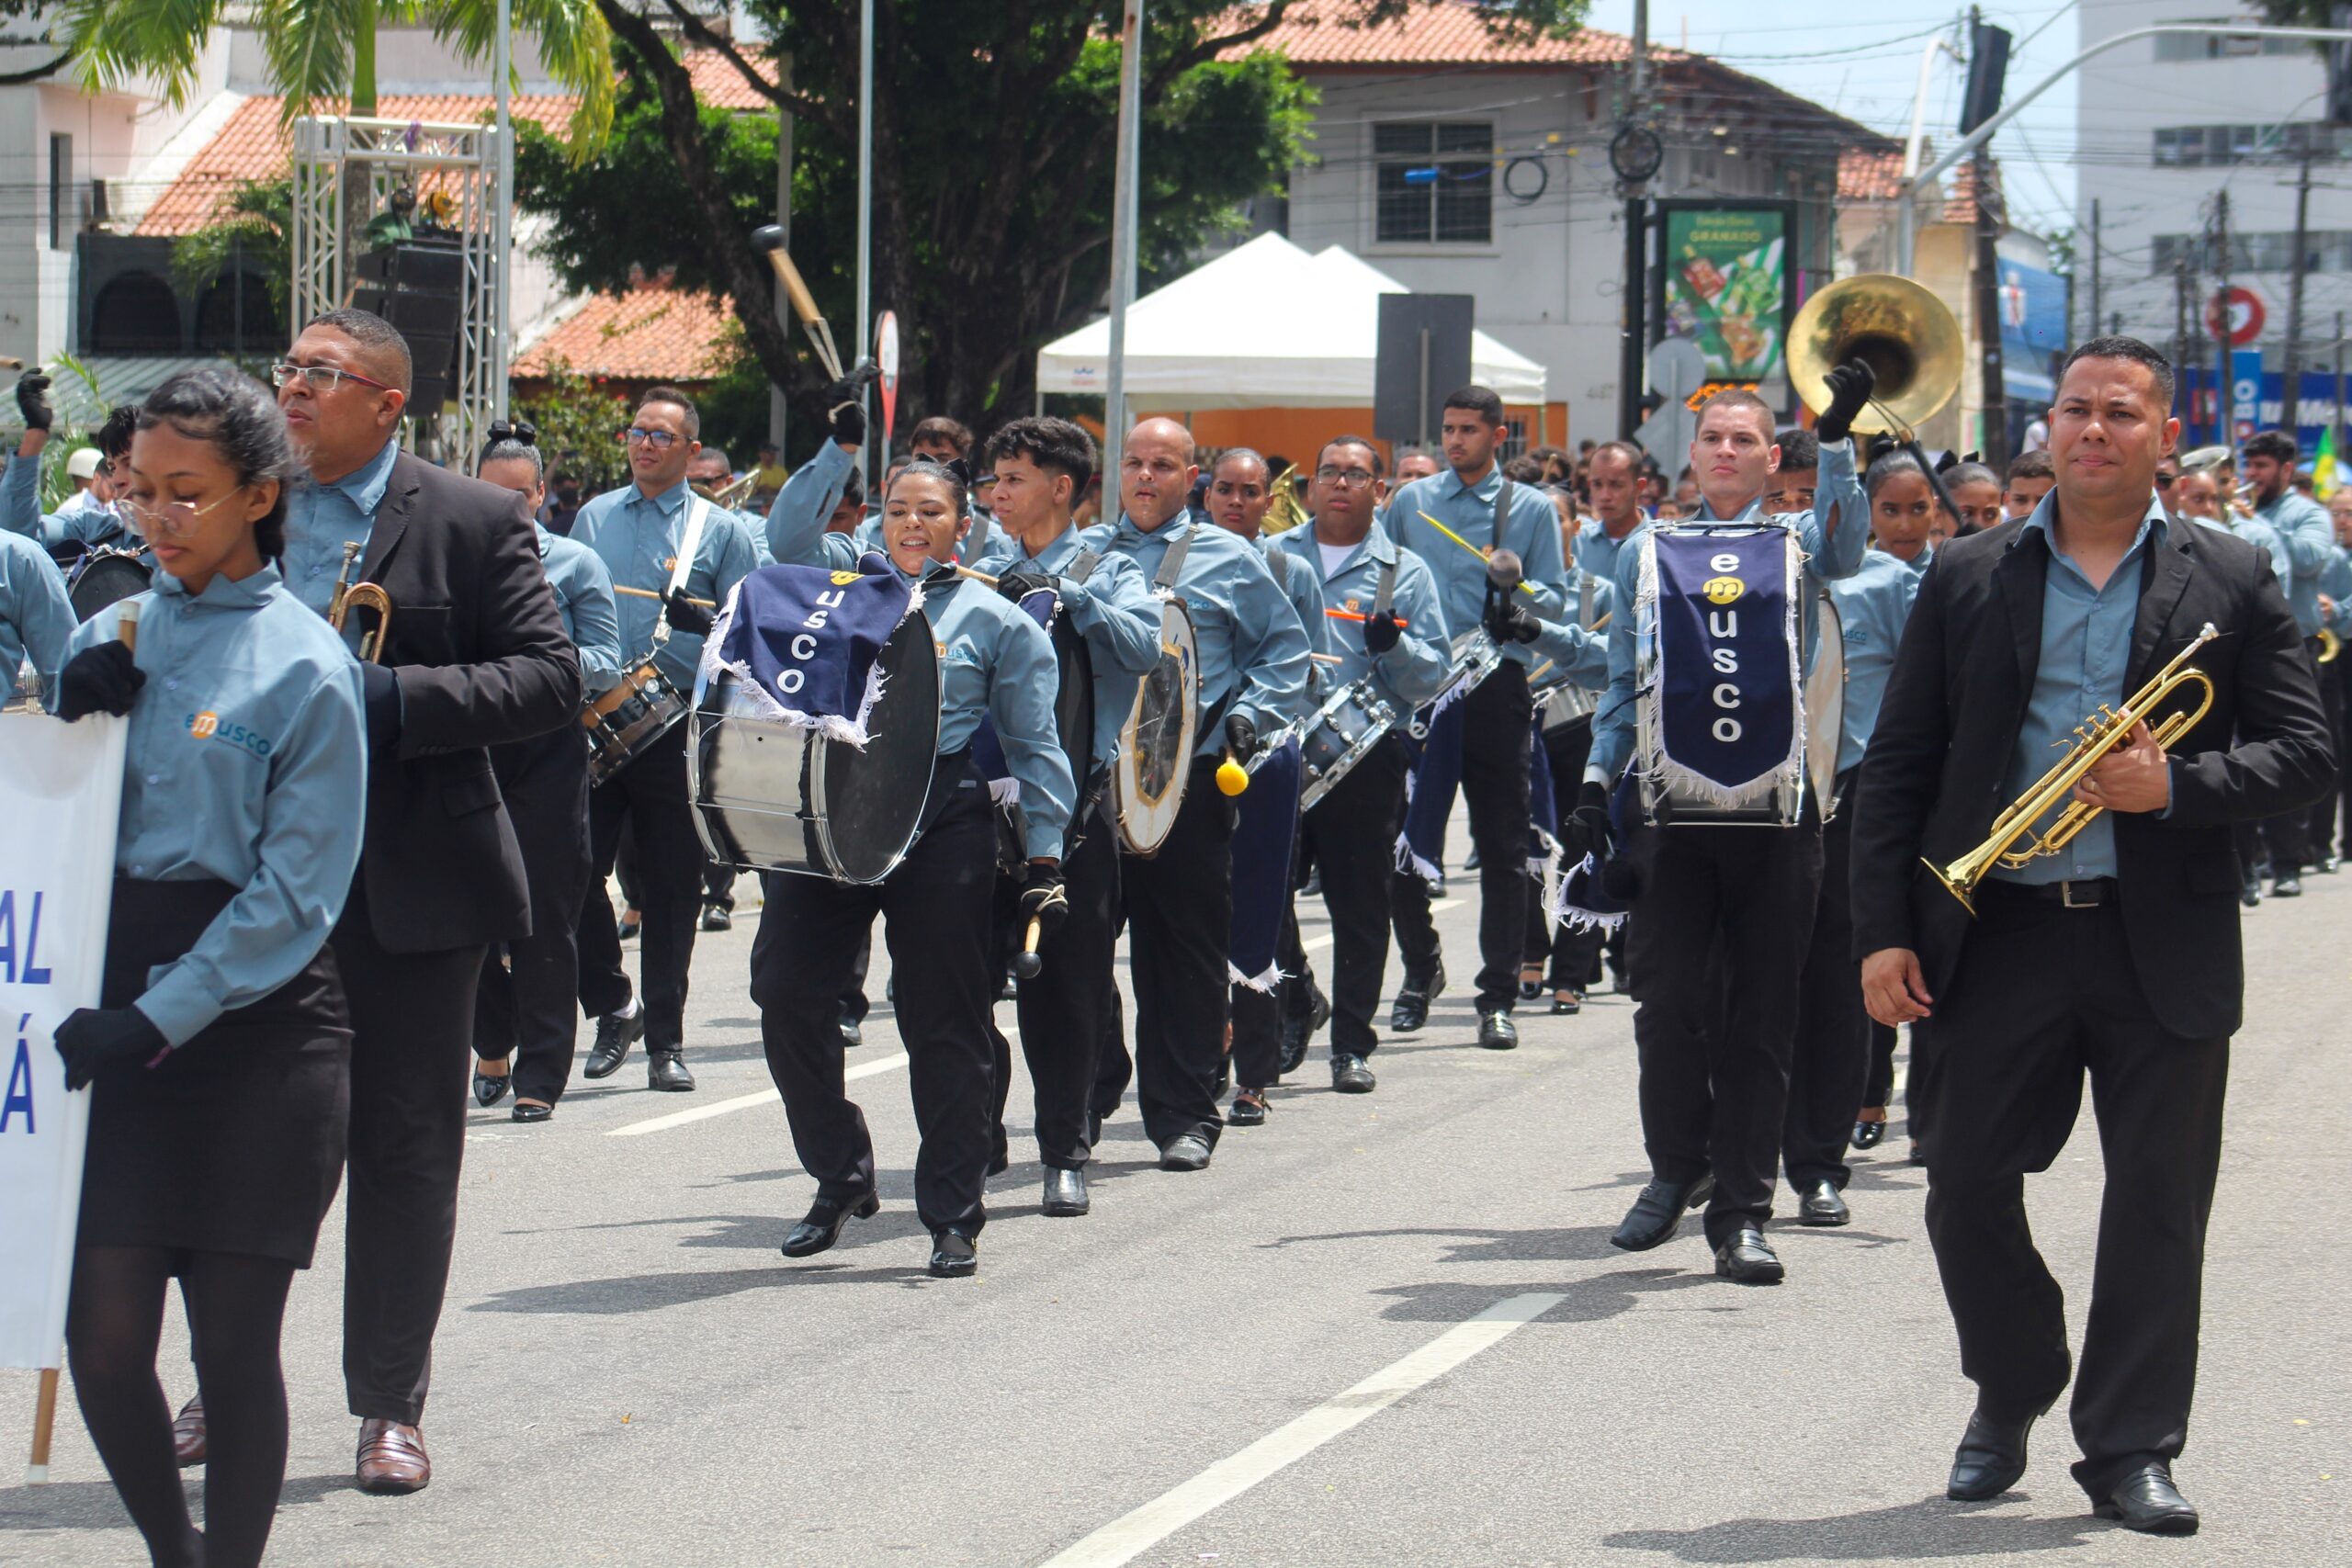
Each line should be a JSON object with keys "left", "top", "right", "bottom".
{"left": 1227, "top": 738, "right": 1301, "bottom": 992}
{"left": 1637, "top": 526, "right": 1802, "bottom": 808}
{"left": 0, "top": 709, "right": 128, "bottom": 1371}
{"left": 702, "top": 555, "right": 920, "bottom": 747}
{"left": 1395, "top": 699, "right": 1464, "bottom": 886}
{"left": 971, "top": 584, "right": 1061, "bottom": 807}
{"left": 1553, "top": 776, "right": 1637, "bottom": 935}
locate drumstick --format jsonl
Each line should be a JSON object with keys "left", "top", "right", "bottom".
{"left": 1310, "top": 652, "right": 1343, "bottom": 664}
{"left": 749, "top": 225, "right": 845, "bottom": 382}
{"left": 116, "top": 598, "right": 140, "bottom": 654}
{"left": 1416, "top": 511, "right": 1538, "bottom": 595}
{"left": 1324, "top": 607, "right": 1410, "bottom": 626}
{"left": 1012, "top": 917, "right": 1045, "bottom": 981}
{"left": 614, "top": 584, "right": 717, "bottom": 608}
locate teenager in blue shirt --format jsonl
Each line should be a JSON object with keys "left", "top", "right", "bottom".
{"left": 51, "top": 367, "right": 366, "bottom": 1568}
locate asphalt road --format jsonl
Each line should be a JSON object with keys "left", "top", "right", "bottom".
{"left": 5, "top": 856, "right": 2349, "bottom": 1566}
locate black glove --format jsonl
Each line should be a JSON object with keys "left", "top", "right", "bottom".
{"left": 824, "top": 378, "right": 866, "bottom": 447}
{"left": 1485, "top": 596, "right": 1544, "bottom": 646}
{"left": 1814, "top": 357, "right": 1878, "bottom": 445}
{"left": 996, "top": 570, "right": 1057, "bottom": 604}
{"left": 359, "top": 660, "right": 402, "bottom": 752}
{"left": 1225, "top": 711, "right": 1258, "bottom": 760}
{"left": 664, "top": 589, "right": 717, "bottom": 638}
{"left": 16, "top": 369, "right": 52, "bottom": 433}
{"left": 1565, "top": 779, "right": 1612, "bottom": 863}
{"left": 1017, "top": 864, "right": 1070, "bottom": 941}
{"left": 53, "top": 1006, "right": 169, "bottom": 1090}
{"left": 55, "top": 641, "right": 143, "bottom": 721}
{"left": 1363, "top": 608, "right": 1402, "bottom": 656}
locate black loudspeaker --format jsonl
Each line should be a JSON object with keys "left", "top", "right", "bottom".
{"left": 352, "top": 237, "right": 464, "bottom": 413}
{"left": 1958, "top": 21, "right": 2012, "bottom": 138}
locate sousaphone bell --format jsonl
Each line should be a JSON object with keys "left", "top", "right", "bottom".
{"left": 1789, "top": 273, "right": 1965, "bottom": 437}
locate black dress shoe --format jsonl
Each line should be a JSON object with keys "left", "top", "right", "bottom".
{"left": 1227, "top": 1089, "right": 1269, "bottom": 1126}
{"left": 1549, "top": 991, "right": 1581, "bottom": 1015}
{"left": 1713, "top": 1225, "right": 1784, "bottom": 1283}
{"left": 1477, "top": 1009, "right": 1518, "bottom": 1050}
{"left": 1797, "top": 1179, "right": 1850, "bottom": 1226}
{"left": 2325, "top": 853, "right": 2343, "bottom": 874}
{"left": 2274, "top": 873, "right": 2303, "bottom": 897}
{"left": 473, "top": 1062, "right": 511, "bottom": 1107}
{"left": 1330, "top": 1054, "right": 1376, "bottom": 1094}
{"left": 510, "top": 1100, "right": 553, "bottom": 1124}
{"left": 698, "top": 904, "right": 732, "bottom": 933}
{"left": 1611, "top": 1175, "right": 1713, "bottom": 1251}
{"left": 781, "top": 1193, "right": 880, "bottom": 1258}
{"left": 583, "top": 1004, "right": 645, "bottom": 1079}
{"left": 646, "top": 1050, "right": 695, "bottom": 1092}
{"left": 1519, "top": 971, "right": 1545, "bottom": 1002}
{"left": 2240, "top": 880, "right": 2262, "bottom": 908}
{"left": 1851, "top": 1113, "right": 1887, "bottom": 1150}
{"left": 1159, "top": 1134, "right": 1212, "bottom": 1171}
{"left": 840, "top": 1015, "right": 864, "bottom": 1049}
{"left": 2093, "top": 1461, "right": 2199, "bottom": 1535}
{"left": 1277, "top": 986, "right": 1329, "bottom": 1074}
{"left": 616, "top": 909, "right": 640, "bottom": 941}
{"left": 929, "top": 1230, "right": 978, "bottom": 1278}
{"left": 1042, "top": 1168, "right": 1090, "bottom": 1216}
{"left": 1391, "top": 962, "right": 1445, "bottom": 1032}
{"left": 1946, "top": 1403, "right": 2045, "bottom": 1501}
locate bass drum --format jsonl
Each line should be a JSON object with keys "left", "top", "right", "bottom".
{"left": 688, "top": 615, "right": 943, "bottom": 886}
{"left": 1112, "top": 597, "right": 1199, "bottom": 855}
{"left": 68, "top": 547, "right": 153, "bottom": 621}
{"left": 1805, "top": 589, "right": 1847, "bottom": 819}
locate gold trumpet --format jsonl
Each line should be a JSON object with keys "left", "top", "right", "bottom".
{"left": 2322, "top": 627, "right": 2342, "bottom": 665}
{"left": 694, "top": 469, "right": 759, "bottom": 511}
{"left": 1926, "top": 623, "right": 2220, "bottom": 914}
{"left": 327, "top": 540, "right": 393, "bottom": 663}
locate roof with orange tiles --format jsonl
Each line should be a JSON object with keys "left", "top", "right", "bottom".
{"left": 136, "top": 51, "right": 778, "bottom": 236}
{"left": 1223, "top": 1, "right": 1683, "bottom": 66}
{"left": 1941, "top": 158, "right": 2003, "bottom": 225}
{"left": 512, "top": 287, "right": 740, "bottom": 382}
{"left": 1838, "top": 147, "right": 1906, "bottom": 202}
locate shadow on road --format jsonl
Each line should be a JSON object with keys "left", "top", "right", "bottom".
{"left": 0, "top": 1472, "right": 352, "bottom": 1534}
{"left": 1261, "top": 1223, "right": 1624, "bottom": 1265}
{"left": 1601, "top": 1495, "right": 2097, "bottom": 1561}
{"left": 1366, "top": 1266, "right": 1716, "bottom": 1324}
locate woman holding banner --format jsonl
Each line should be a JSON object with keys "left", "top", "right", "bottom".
{"left": 49, "top": 367, "right": 366, "bottom": 1568}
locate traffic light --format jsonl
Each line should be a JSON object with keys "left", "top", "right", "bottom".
{"left": 1959, "top": 19, "right": 2013, "bottom": 137}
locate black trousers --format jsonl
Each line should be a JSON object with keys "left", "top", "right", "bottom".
{"left": 1532, "top": 716, "right": 1606, "bottom": 991}
{"left": 1231, "top": 901, "right": 1306, "bottom": 1090}
{"left": 1915, "top": 886, "right": 2228, "bottom": 1498}
{"left": 1623, "top": 803, "right": 1823, "bottom": 1246}
{"left": 1861, "top": 1019, "right": 1901, "bottom": 1112}
{"left": 333, "top": 897, "right": 484, "bottom": 1426}
{"left": 1114, "top": 756, "right": 1235, "bottom": 1148}
{"left": 752, "top": 761, "right": 997, "bottom": 1235}
{"left": 474, "top": 729, "right": 592, "bottom": 1105}
{"left": 1392, "top": 866, "right": 1440, "bottom": 981}
{"left": 1458, "top": 664, "right": 1536, "bottom": 1010}
{"left": 2311, "top": 650, "right": 2346, "bottom": 859}
{"left": 991, "top": 794, "right": 1118, "bottom": 1168}
{"left": 577, "top": 721, "right": 702, "bottom": 1050}
{"left": 1783, "top": 774, "right": 1869, "bottom": 1190}
{"left": 1301, "top": 735, "right": 1409, "bottom": 1054}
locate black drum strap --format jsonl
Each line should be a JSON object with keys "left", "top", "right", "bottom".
{"left": 1152, "top": 525, "right": 1194, "bottom": 592}
{"left": 1067, "top": 547, "right": 1102, "bottom": 585}
{"left": 1374, "top": 558, "right": 1396, "bottom": 618}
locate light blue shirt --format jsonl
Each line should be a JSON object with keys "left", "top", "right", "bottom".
{"left": 1082, "top": 513, "right": 1314, "bottom": 754}
{"left": 1991, "top": 500, "right": 2167, "bottom": 885}
{"left": 2, "top": 529, "right": 74, "bottom": 705}
{"left": 970, "top": 523, "right": 1161, "bottom": 773}
{"left": 3, "top": 453, "right": 132, "bottom": 553}
{"left": 571, "top": 477, "right": 762, "bottom": 690}
{"left": 763, "top": 441, "right": 858, "bottom": 564}
{"left": 1269, "top": 519, "right": 1452, "bottom": 711}
{"left": 764, "top": 533, "right": 1076, "bottom": 857}
{"left": 283, "top": 435, "right": 401, "bottom": 621}
{"left": 537, "top": 523, "right": 626, "bottom": 695}
{"left": 2323, "top": 544, "right": 2352, "bottom": 635}
{"left": 1826, "top": 547, "right": 1930, "bottom": 775}
{"left": 1575, "top": 515, "right": 1645, "bottom": 591}
{"left": 63, "top": 566, "right": 367, "bottom": 1046}
{"left": 1586, "top": 438, "right": 1867, "bottom": 784}
{"left": 1526, "top": 567, "right": 1613, "bottom": 691}
{"left": 1386, "top": 462, "right": 1569, "bottom": 668}
{"left": 2256, "top": 487, "right": 2334, "bottom": 634}
{"left": 1257, "top": 535, "right": 1334, "bottom": 667}
{"left": 2199, "top": 512, "right": 2282, "bottom": 588}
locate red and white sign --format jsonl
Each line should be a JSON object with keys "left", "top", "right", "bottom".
{"left": 876, "top": 311, "right": 900, "bottom": 450}
{"left": 2206, "top": 287, "right": 2266, "bottom": 346}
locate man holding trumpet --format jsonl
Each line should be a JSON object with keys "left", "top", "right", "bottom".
{"left": 1850, "top": 337, "right": 2334, "bottom": 1533}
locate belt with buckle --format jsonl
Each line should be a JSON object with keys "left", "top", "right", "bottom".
{"left": 1987, "top": 876, "right": 2117, "bottom": 908}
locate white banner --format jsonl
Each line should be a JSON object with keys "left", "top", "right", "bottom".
{"left": 0, "top": 710, "right": 126, "bottom": 1371}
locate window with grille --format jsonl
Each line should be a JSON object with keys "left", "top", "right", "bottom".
{"left": 1374, "top": 121, "right": 1494, "bottom": 244}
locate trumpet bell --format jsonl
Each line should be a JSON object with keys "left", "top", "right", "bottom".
{"left": 1789, "top": 274, "right": 1965, "bottom": 435}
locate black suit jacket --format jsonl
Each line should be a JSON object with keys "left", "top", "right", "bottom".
{"left": 349, "top": 451, "right": 582, "bottom": 953}
{"left": 1849, "top": 513, "right": 2334, "bottom": 1039}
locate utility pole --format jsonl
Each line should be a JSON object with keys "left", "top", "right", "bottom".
{"left": 2336, "top": 310, "right": 2346, "bottom": 476}
{"left": 2211, "top": 187, "right": 2233, "bottom": 446}
{"left": 2282, "top": 149, "right": 2313, "bottom": 435}
{"left": 1967, "top": 11, "right": 2008, "bottom": 468}
{"left": 2088, "top": 197, "right": 2101, "bottom": 344}
{"left": 1103, "top": 0, "right": 1145, "bottom": 486}
{"left": 1616, "top": 0, "right": 1650, "bottom": 441}
{"left": 2173, "top": 257, "right": 2192, "bottom": 405}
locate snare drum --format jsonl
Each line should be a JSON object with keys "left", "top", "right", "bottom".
{"left": 1297, "top": 677, "right": 1398, "bottom": 812}
{"left": 66, "top": 545, "right": 153, "bottom": 621}
{"left": 1408, "top": 629, "right": 1501, "bottom": 740}
{"left": 1534, "top": 679, "right": 1597, "bottom": 738}
{"left": 582, "top": 660, "right": 688, "bottom": 788}
{"left": 688, "top": 615, "right": 943, "bottom": 886}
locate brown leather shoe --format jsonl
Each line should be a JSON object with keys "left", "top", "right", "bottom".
{"left": 171, "top": 1396, "right": 207, "bottom": 1468}
{"left": 355, "top": 1418, "right": 431, "bottom": 1495}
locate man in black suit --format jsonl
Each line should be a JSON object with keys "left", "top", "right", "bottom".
{"left": 274, "top": 308, "right": 581, "bottom": 1492}
{"left": 1852, "top": 337, "right": 2333, "bottom": 1534}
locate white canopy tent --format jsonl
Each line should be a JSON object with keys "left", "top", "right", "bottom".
{"left": 1035, "top": 232, "right": 1548, "bottom": 411}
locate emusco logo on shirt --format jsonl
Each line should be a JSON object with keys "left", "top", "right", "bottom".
{"left": 187, "top": 711, "right": 274, "bottom": 759}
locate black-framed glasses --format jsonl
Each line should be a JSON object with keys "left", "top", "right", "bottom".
{"left": 2154, "top": 472, "right": 2176, "bottom": 490}
{"left": 1315, "top": 465, "right": 1377, "bottom": 487}
{"left": 270, "top": 362, "right": 394, "bottom": 394}
{"left": 620, "top": 427, "right": 680, "bottom": 449}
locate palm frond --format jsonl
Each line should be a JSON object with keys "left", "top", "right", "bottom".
{"left": 57, "top": 0, "right": 230, "bottom": 107}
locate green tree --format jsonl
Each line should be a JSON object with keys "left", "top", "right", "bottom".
{"left": 514, "top": 366, "right": 633, "bottom": 494}
{"left": 526, "top": 1, "right": 1585, "bottom": 438}
{"left": 170, "top": 177, "right": 295, "bottom": 317}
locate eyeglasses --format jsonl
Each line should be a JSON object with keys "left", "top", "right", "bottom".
{"left": 115, "top": 489, "right": 246, "bottom": 541}
{"left": 270, "top": 363, "right": 394, "bottom": 394}
{"left": 1314, "top": 465, "right": 1377, "bottom": 487}
{"left": 620, "top": 427, "right": 681, "bottom": 449}
{"left": 2154, "top": 473, "right": 2176, "bottom": 490}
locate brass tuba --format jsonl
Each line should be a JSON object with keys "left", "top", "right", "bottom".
{"left": 695, "top": 469, "right": 759, "bottom": 511}
{"left": 327, "top": 539, "right": 393, "bottom": 663}
{"left": 1925, "top": 624, "right": 2220, "bottom": 914}
{"left": 1789, "top": 273, "right": 1965, "bottom": 437}
{"left": 1264, "top": 462, "right": 1313, "bottom": 536}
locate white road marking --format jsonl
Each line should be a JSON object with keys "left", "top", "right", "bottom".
{"left": 1299, "top": 897, "right": 1456, "bottom": 953}
{"left": 608, "top": 1051, "right": 910, "bottom": 1136}
{"left": 1034, "top": 1292, "right": 1563, "bottom": 1568}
